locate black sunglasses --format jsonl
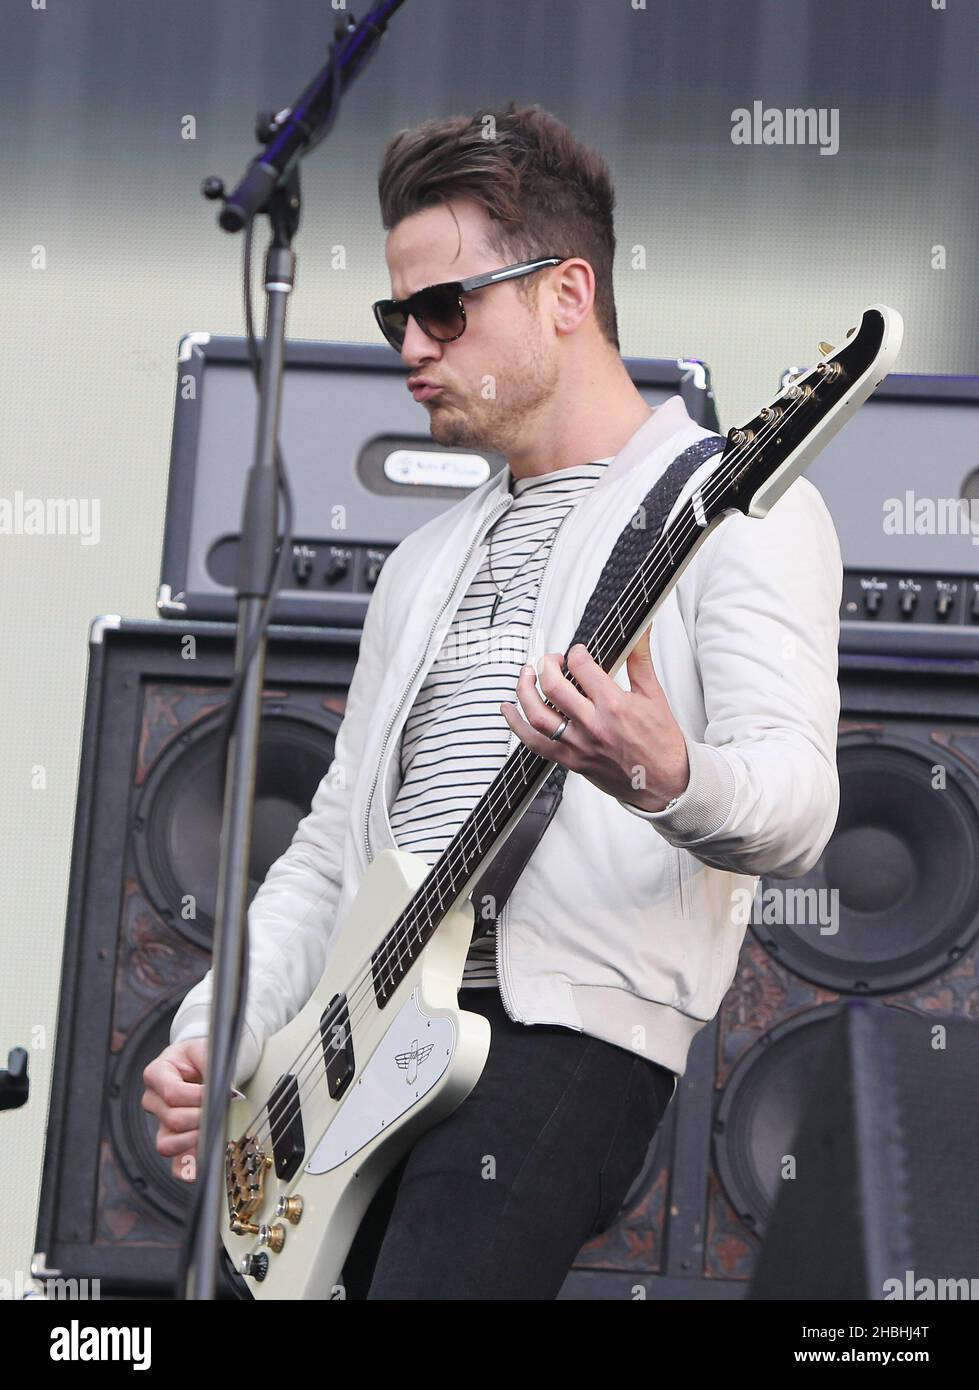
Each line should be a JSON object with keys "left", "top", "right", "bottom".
{"left": 372, "top": 257, "right": 564, "bottom": 352}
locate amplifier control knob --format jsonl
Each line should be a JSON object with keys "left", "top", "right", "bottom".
{"left": 324, "top": 549, "right": 350, "bottom": 583}
{"left": 365, "top": 551, "right": 387, "bottom": 589}
{"left": 293, "top": 545, "right": 315, "bottom": 583}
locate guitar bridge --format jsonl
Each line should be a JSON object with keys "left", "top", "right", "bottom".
{"left": 226, "top": 1134, "right": 272, "bottom": 1228}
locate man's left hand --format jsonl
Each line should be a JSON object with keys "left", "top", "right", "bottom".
{"left": 500, "top": 624, "right": 690, "bottom": 813}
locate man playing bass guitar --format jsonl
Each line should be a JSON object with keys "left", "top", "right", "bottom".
{"left": 143, "top": 101, "right": 843, "bottom": 1300}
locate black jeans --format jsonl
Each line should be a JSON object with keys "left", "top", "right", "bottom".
{"left": 340, "top": 985, "right": 677, "bottom": 1300}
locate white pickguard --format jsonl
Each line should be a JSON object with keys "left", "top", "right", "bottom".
{"left": 304, "top": 989, "right": 455, "bottom": 1175}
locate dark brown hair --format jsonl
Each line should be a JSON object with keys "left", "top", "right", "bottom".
{"left": 377, "top": 100, "right": 620, "bottom": 350}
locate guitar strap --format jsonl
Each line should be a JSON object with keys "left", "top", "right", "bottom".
{"left": 470, "top": 432, "right": 726, "bottom": 939}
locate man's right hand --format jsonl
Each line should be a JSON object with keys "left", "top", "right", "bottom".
{"left": 141, "top": 1038, "right": 207, "bottom": 1183}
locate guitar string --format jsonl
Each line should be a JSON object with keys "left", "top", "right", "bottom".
{"left": 237, "top": 385, "right": 823, "bottom": 1155}
{"left": 232, "top": 382, "right": 827, "bottom": 1154}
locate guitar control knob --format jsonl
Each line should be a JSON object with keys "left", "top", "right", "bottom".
{"left": 239, "top": 1253, "right": 269, "bottom": 1282}
{"left": 276, "top": 1194, "right": 304, "bottom": 1225}
{"left": 259, "top": 1222, "right": 286, "bottom": 1253}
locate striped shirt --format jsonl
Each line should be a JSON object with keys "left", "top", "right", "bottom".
{"left": 389, "top": 458, "right": 613, "bottom": 986}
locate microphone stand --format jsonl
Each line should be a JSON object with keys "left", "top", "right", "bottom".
{"left": 184, "top": 174, "right": 298, "bottom": 1304}
{"left": 184, "top": 0, "right": 409, "bottom": 1301}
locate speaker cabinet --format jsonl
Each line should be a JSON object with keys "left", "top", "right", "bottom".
{"left": 33, "top": 617, "right": 359, "bottom": 1296}
{"left": 563, "top": 645, "right": 979, "bottom": 1298}
{"left": 749, "top": 1002, "right": 979, "bottom": 1300}
{"left": 38, "top": 620, "right": 978, "bottom": 1298}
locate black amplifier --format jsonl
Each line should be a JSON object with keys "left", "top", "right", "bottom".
{"left": 158, "top": 337, "right": 720, "bottom": 628}
{"left": 778, "top": 370, "right": 979, "bottom": 655}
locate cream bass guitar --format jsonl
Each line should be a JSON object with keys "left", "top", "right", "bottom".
{"left": 221, "top": 306, "right": 903, "bottom": 1297}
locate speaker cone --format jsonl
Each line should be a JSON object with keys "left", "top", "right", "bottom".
{"left": 133, "top": 707, "right": 340, "bottom": 950}
{"left": 753, "top": 735, "right": 979, "bottom": 994}
{"left": 712, "top": 1004, "right": 909, "bottom": 1236}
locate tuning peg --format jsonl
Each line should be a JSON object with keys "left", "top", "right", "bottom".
{"left": 818, "top": 341, "right": 835, "bottom": 356}
{"left": 846, "top": 325, "right": 857, "bottom": 338}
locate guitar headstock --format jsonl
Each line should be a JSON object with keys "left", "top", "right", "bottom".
{"left": 708, "top": 305, "right": 904, "bottom": 521}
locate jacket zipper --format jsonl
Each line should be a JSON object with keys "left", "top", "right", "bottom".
{"left": 674, "top": 849, "right": 691, "bottom": 919}
{"left": 495, "top": 900, "right": 512, "bottom": 1010}
{"left": 362, "top": 493, "right": 514, "bottom": 868}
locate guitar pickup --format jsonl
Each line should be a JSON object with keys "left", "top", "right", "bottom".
{"left": 268, "top": 1074, "right": 305, "bottom": 1183}
{"left": 320, "top": 993, "right": 355, "bottom": 1102}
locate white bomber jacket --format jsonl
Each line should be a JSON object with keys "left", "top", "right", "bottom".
{"left": 171, "top": 395, "right": 843, "bottom": 1082}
